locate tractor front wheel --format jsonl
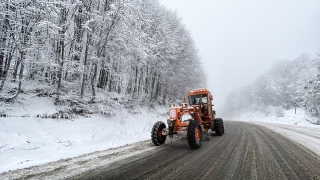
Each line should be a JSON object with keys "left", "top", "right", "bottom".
{"left": 187, "top": 120, "right": 202, "bottom": 149}
{"left": 151, "top": 121, "right": 167, "bottom": 146}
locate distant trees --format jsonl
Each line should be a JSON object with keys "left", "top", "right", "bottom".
{"left": 1, "top": 1, "right": 45, "bottom": 100}
{"left": 305, "top": 54, "right": 320, "bottom": 117}
{"left": 221, "top": 54, "right": 319, "bottom": 118}
{"left": 0, "top": 0, "right": 206, "bottom": 105}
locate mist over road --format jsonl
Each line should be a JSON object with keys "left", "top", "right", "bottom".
{"left": 73, "top": 121, "right": 320, "bottom": 180}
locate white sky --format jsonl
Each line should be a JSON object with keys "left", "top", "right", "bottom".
{"left": 159, "top": 0, "right": 320, "bottom": 110}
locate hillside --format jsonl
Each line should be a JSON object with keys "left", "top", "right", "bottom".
{"left": 0, "top": 88, "right": 167, "bottom": 173}
{"left": 220, "top": 54, "right": 320, "bottom": 124}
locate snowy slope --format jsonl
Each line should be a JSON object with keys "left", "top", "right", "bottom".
{"left": 0, "top": 96, "right": 167, "bottom": 173}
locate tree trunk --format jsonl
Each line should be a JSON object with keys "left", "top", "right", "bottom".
{"left": 151, "top": 71, "right": 156, "bottom": 98}
{"left": 154, "top": 73, "right": 161, "bottom": 99}
{"left": 117, "top": 76, "right": 121, "bottom": 94}
{"left": 1, "top": 10, "right": 10, "bottom": 79}
{"left": 0, "top": 53, "right": 4, "bottom": 78}
{"left": 0, "top": 50, "right": 14, "bottom": 91}
{"left": 6, "top": 51, "right": 24, "bottom": 101}
{"left": 12, "top": 59, "right": 21, "bottom": 81}
{"left": 80, "top": 33, "right": 89, "bottom": 99}
{"left": 74, "top": 5, "right": 83, "bottom": 62}
{"left": 145, "top": 65, "right": 149, "bottom": 94}
{"left": 138, "top": 67, "right": 143, "bottom": 95}
{"left": 108, "top": 73, "right": 112, "bottom": 92}
{"left": 126, "top": 77, "right": 133, "bottom": 94}
{"left": 90, "top": 62, "right": 98, "bottom": 103}
{"left": 133, "top": 65, "right": 138, "bottom": 95}
{"left": 97, "top": 68, "right": 105, "bottom": 89}
{"left": 55, "top": 36, "right": 65, "bottom": 105}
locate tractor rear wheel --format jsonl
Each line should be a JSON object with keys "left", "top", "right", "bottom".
{"left": 151, "top": 121, "right": 167, "bottom": 146}
{"left": 222, "top": 119, "right": 225, "bottom": 134}
{"left": 215, "top": 118, "right": 223, "bottom": 136}
{"left": 187, "top": 120, "right": 202, "bottom": 149}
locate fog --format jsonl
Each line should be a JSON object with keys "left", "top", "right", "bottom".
{"left": 159, "top": 0, "right": 320, "bottom": 110}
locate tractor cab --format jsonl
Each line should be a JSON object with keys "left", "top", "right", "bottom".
{"left": 188, "top": 94, "right": 208, "bottom": 105}
{"left": 187, "top": 88, "right": 214, "bottom": 121}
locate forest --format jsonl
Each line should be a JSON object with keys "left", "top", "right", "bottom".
{"left": 0, "top": 0, "right": 206, "bottom": 110}
{"left": 220, "top": 54, "right": 320, "bottom": 120}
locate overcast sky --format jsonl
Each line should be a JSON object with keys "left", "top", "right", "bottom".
{"left": 159, "top": 0, "right": 320, "bottom": 110}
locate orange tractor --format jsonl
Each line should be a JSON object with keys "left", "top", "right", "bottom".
{"left": 151, "top": 88, "right": 224, "bottom": 149}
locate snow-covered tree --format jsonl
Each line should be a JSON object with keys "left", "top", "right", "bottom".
{"left": 0, "top": 0, "right": 207, "bottom": 108}
{"left": 221, "top": 54, "right": 318, "bottom": 119}
{"left": 305, "top": 54, "right": 320, "bottom": 117}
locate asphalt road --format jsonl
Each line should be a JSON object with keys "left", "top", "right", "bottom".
{"left": 72, "top": 121, "right": 320, "bottom": 180}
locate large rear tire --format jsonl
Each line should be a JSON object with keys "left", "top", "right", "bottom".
{"left": 215, "top": 118, "right": 223, "bottom": 136}
{"left": 221, "top": 119, "right": 225, "bottom": 134}
{"left": 151, "top": 121, "right": 167, "bottom": 146}
{"left": 187, "top": 120, "right": 202, "bottom": 149}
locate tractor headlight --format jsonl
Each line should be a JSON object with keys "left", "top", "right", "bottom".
{"left": 169, "top": 108, "right": 176, "bottom": 120}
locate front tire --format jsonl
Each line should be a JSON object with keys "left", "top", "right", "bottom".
{"left": 187, "top": 120, "right": 202, "bottom": 149}
{"left": 151, "top": 121, "right": 167, "bottom": 146}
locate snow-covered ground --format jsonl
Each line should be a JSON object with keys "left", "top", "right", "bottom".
{"left": 0, "top": 96, "right": 319, "bottom": 176}
{"left": 236, "top": 107, "right": 319, "bottom": 126}
{"left": 0, "top": 96, "right": 167, "bottom": 173}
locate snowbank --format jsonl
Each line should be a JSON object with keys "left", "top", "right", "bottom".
{"left": 235, "top": 107, "right": 319, "bottom": 126}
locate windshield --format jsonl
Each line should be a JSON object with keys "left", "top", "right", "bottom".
{"left": 188, "top": 94, "right": 207, "bottom": 105}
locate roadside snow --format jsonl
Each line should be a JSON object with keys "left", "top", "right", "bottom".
{"left": 236, "top": 107, "right": 319, "bottom": 126}
{"left": 0, "top": 140, "right": 159, "bottom": 180}
{"left": 0, "top": 96, "right": 167, "bottom": 173}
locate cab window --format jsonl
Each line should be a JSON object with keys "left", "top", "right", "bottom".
{"left": 188, "top": 94, "right": 207, "bottom": 105}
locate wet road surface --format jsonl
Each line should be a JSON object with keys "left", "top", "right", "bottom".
{"left": 72, "top": 121, "right": 320, "bottom": 180}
